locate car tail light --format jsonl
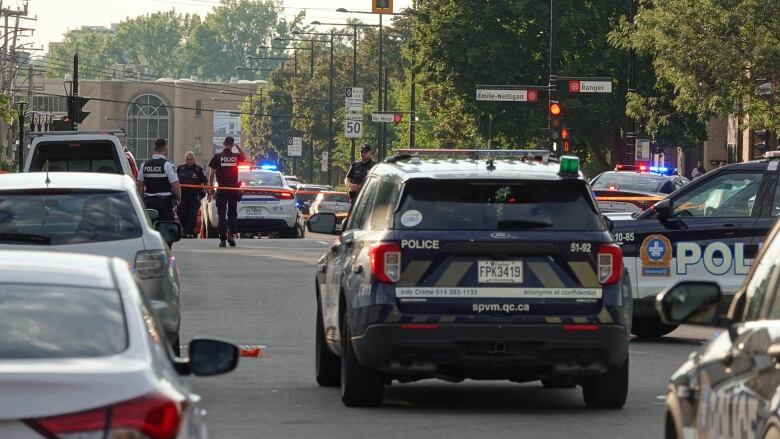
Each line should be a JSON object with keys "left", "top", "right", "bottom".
{"left": 26, "top": 391, "right": 185, "bottom": 439}
{"left": 275, "top": 191, "right": 294, "bottom": 200}
{"left": 369, "top": 242, "right": 401, "bottom": 283}
{"left": 238, "top": 164, "right": 251, "bottom": 172}
{"left": 597, "top": 244, "right": 622, "bottom": 285}
{"left": 134, "top": 250, "right": 168, "bottom": 279}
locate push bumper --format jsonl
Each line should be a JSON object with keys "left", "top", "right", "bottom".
{"left": 351, "top": 323, "right": 629, "bottom": 379}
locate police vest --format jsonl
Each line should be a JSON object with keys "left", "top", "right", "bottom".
{"left": 215, "top": 151, "right": 241, "bottom": 187}
{"left": 143, "top": 158, "right": 172, "bottom": 195}
{"left": 349, "top": 159, "right": 375, "bottom": 185}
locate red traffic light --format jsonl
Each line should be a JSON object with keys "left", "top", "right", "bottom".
{"left": 393, "top": 113, "right": 403, "bottom": 123}
{"left": 549, "top": 102, "right": 562, "bottom": 117}
{"left": 561, "top": 128, "right": 569, "bottom": 139}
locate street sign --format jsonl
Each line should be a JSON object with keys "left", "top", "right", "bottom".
{"left": 287, "top": 137, "right": 302, "bottom": 157}
{"left": 321, "top": 151, "right": 329, "bottom": 172}
{"left": 476, "top": 89, "right": 529, "bottom": 102}
{"left": 568, "top": 80, "right": 612, "bottom": 93}
{"left": 527, "top": 89, "right": 539, "bottom": 102}
{"left": 344, "top": 113, "right": 363, "bottom": 139}
{"left": 345, "top": 87, "right": 363, "bottom": 100}
{"left": 635, "top": 138, "right": 651, "bottom": 161}
{"left": 345, "top": 98, "right": 363, "bottom": 112}
{"left": 372, "top": 112, "right": 394, "bottom": 123}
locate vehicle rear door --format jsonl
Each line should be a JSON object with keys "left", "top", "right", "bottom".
{"left": 391, "top": 178, "right": 612, "bottom": 318}
{"left": 631, "top": 169, "right": 769, "bottom": 299}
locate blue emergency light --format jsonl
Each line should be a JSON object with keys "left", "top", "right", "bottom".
{"left": 260, "top": 163, "right": 278, "bottom": 171}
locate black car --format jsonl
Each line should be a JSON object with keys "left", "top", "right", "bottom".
{"left": 611, "top": 157, "right": 780, "bottom": 338}
{"left": 591, "top": 169, "right": 689, "bottom": 214}
{"left": 658, "top": 214, "right": 780, "bottom": 439}
{"left": 308, "top": 150, "right": 633, "bottom": 408}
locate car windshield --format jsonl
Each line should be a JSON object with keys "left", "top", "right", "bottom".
{"left": 243, "top": 170, "right": 284, "bottom": 187}
{"left": 323, "top": 193, "right": 350, "bottom": 203}
{"left": 591, "top": 172, "right": 670, "bottom": 193}
{"left": 0, "top": 283, "right": 127, "bottom": 359}
{"left": 0, "top": 190, "right": 143, "bottom": 245}
{"left": 395, "top": 179, "right": 602, "bottom": 231}
{"left": 29, "top": 141, "right": 122, "bottom": 174}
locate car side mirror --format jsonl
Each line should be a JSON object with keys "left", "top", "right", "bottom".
{"left": 146, "top": 209, "right": 159, "bottom": 221}
{"left": 653, "top": 198, "right": 672, "bottom": 220}
{"left": 185, "top": 338, "right": 239, "bottom": 376}
{"left": 155, "top": 221, "right": 182, "bottom": 243}
{"left": 307, "top": 213, "right": 337, "bottom": 234}
{"left": 656, "top": 281, "right": 722, "bottom": 326}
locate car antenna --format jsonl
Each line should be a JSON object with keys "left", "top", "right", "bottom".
{"left": 44, "top": 160, "right": 51, "bottom": 185}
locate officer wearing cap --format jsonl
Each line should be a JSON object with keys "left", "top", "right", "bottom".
{"left": 176, "top": 151, "right": 208, "bottom": 238}
{"left": 345, "top": 144, "right": 376, "bottom": 201}
{"left": 207, "top": 136, "right": 246, "bottom": 248}
{"left": 137, "top": 138, "right": 181, "bottom": 222}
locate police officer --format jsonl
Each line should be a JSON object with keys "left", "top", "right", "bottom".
{"left": 176, "top": 150, "right": 208, "bottom": 238}
{"left": 208, "top": 136, "right": 246, "bottom": 248}
{"left": 137, "top": 138, "right": 181, "bottom": 222}
{"left": 345, "top": 144, "right": 376, "bottom": 201}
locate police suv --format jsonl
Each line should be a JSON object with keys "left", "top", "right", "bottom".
{"left": 611, "top": 154, "right": 780, "bottom": 337}
{"left": 308, "top": 150, "right": 633, "bottom": 408}
{"left": 657, "top": 214, "right": 780, "bottom": 439}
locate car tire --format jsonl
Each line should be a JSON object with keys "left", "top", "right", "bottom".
{"left": 280, "top": 221, "right": 304, "bottom": 239}
{"left": 632, "top": 316, "right": 679, "bottom": 338}
{"left": 316, "top": 294, "right": 340, "bottom": 387}
{"left": 581, "top": 357, "right": 629, "bottom": 409}
{"left": 340, "top": 311, "right": 384, "bottom": 407}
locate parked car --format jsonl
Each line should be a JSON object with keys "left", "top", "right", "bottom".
{"left": 0, "top": 250, "right": 239, "bottom": 439}
{"left": 23, "top": 130, "right": 134, "bottom": 176}
{"left": 296, "top": 185, "right": 332, "bottom": 218}
{"left": 590, "top": 168, "right": 689, "bottom": 214}
{"left": 309, "top": 191, "right": 351, "bottom": 216}
{"left": 0, "top": 172, "right": 183, "bottom": 352}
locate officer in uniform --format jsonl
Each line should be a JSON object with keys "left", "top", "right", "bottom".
{"left": 345, "top": 144, "right": 376, "bottom": 201}
{"left": 137, "top": 138, "right": 181, "bottom": 222}
{"left": 176, "top": 150, "right": 208, "bottom": 238}
{"left": 208, "top": 136, "right": 246, "bottom": 248}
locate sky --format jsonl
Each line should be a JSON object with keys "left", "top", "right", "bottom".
{"left": 9, "top": 0, "right": 413, "bottom": 50}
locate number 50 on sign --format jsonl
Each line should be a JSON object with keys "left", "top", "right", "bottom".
{"left": 344, "top": 114, "right": 363, "bottom": 139}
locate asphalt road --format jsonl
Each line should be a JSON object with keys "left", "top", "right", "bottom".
{"left": 173, "top": 236, "right": 715, "bottom": 439}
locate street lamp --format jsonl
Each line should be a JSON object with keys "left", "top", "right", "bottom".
{"left": 245, "top": 55, "right": 293, "bottom": 74}
{"left": 274, "top": 36, "right": 322, "bottom": 79}
{"left": 259, "top": 44, "right": 313, "bottom": 78}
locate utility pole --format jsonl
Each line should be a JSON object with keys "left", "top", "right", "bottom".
{"left": 409, "top": 0, "right": 417, "bottom": 149}
{"left": 351, "top": 27, "right": 357, "bottom": 164}
{"left": 71, "top": 52, "right": 79, "bottom": 128}
{"left": 327, "top": 30, "right": 334, "bottom": 186}
{"left": 377, "top": 13, "right": 383, "bottom": 160}
{"left": 383, "top": 66, "right": 389, "bottom": 159}
{"left": 626, "top": 0, "right": 638, "bottom": 164}
{"left": 548, "top": 0, "right": 557, "bottom": 151}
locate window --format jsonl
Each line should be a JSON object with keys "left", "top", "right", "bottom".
{"left": 769, "top": 178, "right": 780, "bottom": 217}
{"left": 195, "top": 99, "right": 202, "bottom": 117}
{"left": 671, "top": 173, "right": 763, "bottom": 218}
{"left": 346, "top": 177, "right": 377, "bottom": 231}
{"left": 591, "top": 172, "right": 672, "bottom": 194}
{"left": 0, "top": 284, "right": 127, "bottom": 358}
{"left": 395, "top": 179, "right": 602, "bottom": 231}
{"left": 368, "top": 177, "right": 400, "bottom": 231}
{"left": 747, "top": 235, "right": 780, "bottom": 320}
{"left": 127, "top": 94, "right": 169, "bottom": 160}
{"left": 30, "top": 141, "right": 121, "bottom": 174}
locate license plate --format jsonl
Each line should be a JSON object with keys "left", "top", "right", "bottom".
{"left": 245, "top": 206, "right": 264, "bottom": 216}
{"left": 478, "top": 261, "right": 523, "bottom": 284}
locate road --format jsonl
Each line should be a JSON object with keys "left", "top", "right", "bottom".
{"left": 173, "top": 236, "right": 715, "bottom": 439}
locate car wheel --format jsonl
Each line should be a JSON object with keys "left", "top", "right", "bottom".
{"left": 316, "top": 293, "right": 340, "bottom": 387}
{"left": 632, "top": 316, "right": 679, "bottom": 338}
{"left": 279, "top": 222, "right": 304, "bottom": 239}
{"left": 340, "top": 311, "right": 384, "bottom": 407}
{"left": 581, "top": 357, "right": 629, "bottom": 409}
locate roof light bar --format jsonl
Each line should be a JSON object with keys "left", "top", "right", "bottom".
{"left": 391, "top": 149, "right": 552, "bottom": 162}
{"left": 559, "top": 155, "right": 580, "bottom": 175}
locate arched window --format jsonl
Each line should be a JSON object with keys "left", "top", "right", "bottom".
{"left": 127, "top": 94, "right": 169, "bottom": 160}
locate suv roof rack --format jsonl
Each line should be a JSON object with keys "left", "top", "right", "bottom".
{"left": 28, "top": 129, "right": 126, "bottom": 138}
{"left": 388, "top": 149, "right": 554, "bottom": 164}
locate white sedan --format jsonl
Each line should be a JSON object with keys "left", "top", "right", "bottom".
{"left": 0, "top": 250, "right": 239, "bottom": 438}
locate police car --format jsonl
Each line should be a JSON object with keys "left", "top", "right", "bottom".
{"left": 591, "top": 165, "right": 689, "bottom": 214}
{"left": 611, "top": 154, "right": 780, "bottom": 337}
{"left": 201, "top": 165, "right": 305, "bottom": 239}
{"left": 308, "top": 149, "right": 632, "bottom": 408}
{"left": 657, "top": 214, "right": 780, "bottom": 439}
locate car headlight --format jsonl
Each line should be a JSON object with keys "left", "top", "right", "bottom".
{"left": 134, "top": 250, "right": 168, "bottom": 279}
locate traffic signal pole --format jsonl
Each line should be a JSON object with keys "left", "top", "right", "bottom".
{"left": 548, "top": 0, "right": 557, "bottom": 151}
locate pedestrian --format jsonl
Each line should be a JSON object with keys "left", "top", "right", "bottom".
{"left": 207, "top": 137, "right": 246, "bottom": 248}
{"left": 691, "top": 161, "right": 706, "bottom": 179}
{"left": 177, "top": 151, "right": 208, "bottom": 238}
{"left": 137, "top": 138, "right": 181, "bottom": 222}
{"left": 345, "top": 144, "right": 376, "bottom": 201}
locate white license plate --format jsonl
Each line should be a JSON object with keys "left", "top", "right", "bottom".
{"left": 478, "top": 261, "right": 523, "bottom": 284}
{"left": 245, "top": 207, "right": 264, "bottom": 216}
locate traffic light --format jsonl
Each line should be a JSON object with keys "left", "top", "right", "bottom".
{"left": 549, "top": 101, "right": 563, "bottom": 142}
{"left": 372, "top": 0, "right": 393, "bottom": 14}
{"left": 67, "top": 95, "right": 91, "bottom": 126}
{"left": 393, "top": 113, "right": 403, "bottom": 124}
{"left": 561, "top": 128, "right": 571, "bottom": 152}
{"left": 754, "top": 129, "right": 769, "bottom": 150}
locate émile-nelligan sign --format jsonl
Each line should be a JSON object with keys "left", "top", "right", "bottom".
{"left": 476, "top": 89, "right": 530, "bottom": 102}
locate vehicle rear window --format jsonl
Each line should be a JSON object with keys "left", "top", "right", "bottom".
{"left": 29, "top": 141, "right": 122, "bottom": 174}
{"left": 0, "top": 190, "right": 143, "bottom": 245}
{"left": 0, "top": 284, "right": 127, "bottom": 358}
{"left": 395, "top": 179, "right": 602, "bottom": 231}
{"left": 323, "top": 194, "right": 350, "bottom": 203}
{"left": 591, "top": 172, "right": 670, "bottom": 193}
{"left": 242, "top": 170, "right": 283, "bottom": 187}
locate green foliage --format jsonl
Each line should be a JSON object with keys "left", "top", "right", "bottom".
{"left": 612, "top": 0, "right": 780, "bottom": 132}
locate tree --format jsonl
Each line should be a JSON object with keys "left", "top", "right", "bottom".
{"left": 46, "top": 28, "right": 113, "bottom": 79}
{"left": 612, "top": 0, "right": 780, "bottom": 132}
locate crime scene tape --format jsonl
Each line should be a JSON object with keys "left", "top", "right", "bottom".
{"left": 239, "top": 345, "right": 266, "bottom": 358}
{"left": 180, "top": 184, "right": 291, "bottom": 194}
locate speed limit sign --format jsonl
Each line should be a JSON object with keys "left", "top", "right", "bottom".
{"left": 344, "top": 114, "right": 363, "bottom": 139}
